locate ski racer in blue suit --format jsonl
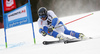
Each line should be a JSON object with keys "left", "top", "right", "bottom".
{"left": 37, "top": 7, "right": 85, "bottom": 41}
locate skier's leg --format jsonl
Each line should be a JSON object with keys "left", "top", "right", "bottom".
{"left": 54, "top": 21, "right": 85, "bottom": 40}
{"left": 43, "top": 26, "right": 85, "bottom": 40}
{"left": 63, "top": 26, "right": 85, "bottom": 40}
{"left": 54, "top": 24, "right": 80, "bottom": 39}
{"left": 64, "top": 27, "right": 80, "bottom": 38}
{"left": 43, "top": 26, "right": 68, "bottom": 40}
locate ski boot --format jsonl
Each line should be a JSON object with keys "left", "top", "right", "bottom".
{"left": 56, "top": 34, "right": 70, "bottom": 41}
{"left": 79, "top": 33, "right": 85, "bottom": 40}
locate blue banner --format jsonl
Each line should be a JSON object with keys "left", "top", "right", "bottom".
{"left": 4, "top": 3, "right": 32, "bottom": 29}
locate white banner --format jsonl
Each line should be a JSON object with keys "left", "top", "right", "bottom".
{"left": 8, "top": 6, "right": 27, "bottom": 21}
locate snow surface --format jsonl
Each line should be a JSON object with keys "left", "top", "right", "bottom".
{"left": 0, "top": 11, "right": 100, "bottom": 54}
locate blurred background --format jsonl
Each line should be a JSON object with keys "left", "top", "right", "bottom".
{"left": 0, "top": 0, "right": 100, "bottom": 28}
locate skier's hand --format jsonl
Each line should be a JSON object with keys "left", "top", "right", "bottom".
{"left": 48, "top": 26, "right": 54, "bottom": 32}
{"left": 41, "top": 31, "right": 47, "bottom": 36}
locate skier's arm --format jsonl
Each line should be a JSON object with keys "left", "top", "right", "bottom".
{"left": 48, "top": 10, "right": 60, "bottom": 27}
{"left": 38, "top": 19, "right": 43, "bottom": 33}
{"left": 51, "top": 18, "right": 60, "bottom": 27}
{"left": 48, "top": 18, "right": 60, "bottom": 32}
{"left": 38, "top": 19, "right": 47, "bottom": 36}
{"left": 39, "top": 28, "right": 43, "bottom": 33}
{"left": 39, "top": 28, "right": 47, "bottom": 36}
{"left": 48, "top": 11, "right": 60, "bottom": 32}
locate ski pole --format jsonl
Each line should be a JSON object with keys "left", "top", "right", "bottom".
{"left": 54, "top": 13, "right": 93, "bottom": 29}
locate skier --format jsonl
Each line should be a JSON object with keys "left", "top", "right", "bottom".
{"left": 37, "top": 7, "right": 85, "bottom": 41}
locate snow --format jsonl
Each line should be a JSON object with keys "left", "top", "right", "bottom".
{"left": 0, "top": 11, "right": 100, "bottom": 54}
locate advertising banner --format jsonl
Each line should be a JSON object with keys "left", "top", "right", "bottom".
{"left": 4, "top": 3, "right": 32, "bottom": 29}
{"left": 4, "top": 0, "right": 16, "bottom": 11}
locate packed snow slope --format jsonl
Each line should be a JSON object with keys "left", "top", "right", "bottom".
{"left": 0, "top": 11, "right": 100, "bottom": 54}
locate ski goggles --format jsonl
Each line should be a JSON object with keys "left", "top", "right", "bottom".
{"left": 39, "top": 15, "right": 47, "bottom": 19}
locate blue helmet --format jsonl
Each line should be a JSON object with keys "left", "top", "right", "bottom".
{"left": 38, "top": 7, "right": 47, "bottom": 19}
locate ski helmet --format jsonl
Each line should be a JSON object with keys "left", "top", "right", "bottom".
{"left": 38, "top": 7, "right": 47, "bottom": 19}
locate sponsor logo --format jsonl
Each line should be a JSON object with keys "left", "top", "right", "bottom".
{"left": 8, "top": 10, "right": 26, "bottom": 17}
{"left": 8, "top": 6, "right": 27, "bottom": 21}
{"left": 9, "top": 19, "right": 28, "bottom": 27}
{"left": 6, "top": 0, "right": 14, "bottom": 7}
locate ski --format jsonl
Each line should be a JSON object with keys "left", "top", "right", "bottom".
{"left": 63, "top": 40, "right": 80, "bottom": 44}
{"left": 43, "top": 40, "right": 62, "bottom": 45}
{"left": 43, "top": 37, "right": 93, "bottom": 45}
{"left": 43, "top": 39, "right": 80, "bottom": 45}
{"left": 64, "top": 37, "right": 93, "bottom": 44}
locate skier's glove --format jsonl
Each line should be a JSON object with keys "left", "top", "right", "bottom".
{"left": 41, "top": 31, "right": 47, "bottom": 36}
{"left": 48, "top": 26, "right": 54, "bottom": 32}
